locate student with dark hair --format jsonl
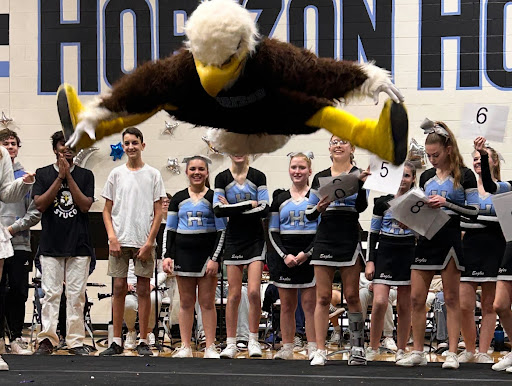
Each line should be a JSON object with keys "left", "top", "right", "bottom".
{"left": 100, "top": 127, "right": 166, "bottom": 357}
{"left": 0, "top": 129, "right": 41, "bottom": 356}
{"left": 32, "top": 131, "right": 93, "bottom": 357}
{"left": 163, "top": 155, "right": 226, "bottom": 358}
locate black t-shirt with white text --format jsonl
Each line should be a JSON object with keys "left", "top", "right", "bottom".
{"left": 32, "top": 164, "right": 94, "bottom": 257}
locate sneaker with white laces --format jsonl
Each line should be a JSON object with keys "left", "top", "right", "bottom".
{"left": 148, "top": 333, "right": 156, "bottom": 346}
{"left": 0, "top": 355, "right": 8, "bottom": 371}
{"left": 220, "top": 343, "right": 238, "bottom": 359}
{"left": 124, "top": 331, "right": 137, "bottom": 350}
{"left": 274, "top": 345, "right": 294, "bottom": 360}
{"left": 492, "top": 352, "right": 512, "bottom": 371}
{"left": 328, "top": 328, "right": 341, "bottom": 345}
{"left": 474, "top": 352, "right": 494, "bottom": 364}
{"left": 348, "top": 346, "right": 367, "bottom": 366}
{"left": 293, "top": 335, "right": 304, "bottom": 352}
{"left": 442, "top": 351, "right": 459, "bottom": 369}
{"left": 396, "top": 351, "right": 427, "bottom": 367}
{"left": 310, "top": 349, "right": 327, "bottom": 366}
{"left": 365, "top": 346, "right": 378, "bottom": 361}
{"left": 0, "top": 340, "right": 5, "bottom": 354}
{"left": 381, "top": 337, "right": 398, "bottom": 351}
{"left": 10, "top": 338, "right": 32, "bottom": 355}
{"left": 172, "top": 345, "right": 193, "bottom": 358}
{"left": 457, "top": 350, "right": 475, "bottom": 363}
{"left": 203, "top": 343, "right": 220, "bottom": 359}
{"left": 307, "top": 343, "right": 317, "bottom": 360}
{"left": 395, "top": 349, "right": 405, "bottom": 362}
{"left": 248, "top": 340, "right": 262, "bottom": 357}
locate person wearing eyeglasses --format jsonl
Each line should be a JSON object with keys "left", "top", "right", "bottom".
{"left": 307, "top": 136, "right": 370, "bottom": 366}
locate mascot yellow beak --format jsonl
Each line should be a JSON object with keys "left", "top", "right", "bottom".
{"left": 195, "top": 51, "right": 247, "bottom": 97}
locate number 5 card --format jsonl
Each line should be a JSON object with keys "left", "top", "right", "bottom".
{"left": 363, "top": 155, "right": 405, "bottom": 195}
{"left": 460, "top": 104, "right": 509, "bottom": 142}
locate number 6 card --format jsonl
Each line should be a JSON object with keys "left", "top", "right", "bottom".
{"left": 363, "top": 155, "right": 405, "bottom": 195}
{"left": 460, "top": 103, "right": 509, "bottom": 142}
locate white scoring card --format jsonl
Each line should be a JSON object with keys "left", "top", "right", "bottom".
{"left": 491, "top": 191, "right": 512, "bottom": 242}
{"left": 388, "top": 188, "right": 450, "bottom": 240}
{"left": 460, "top": 104, "right": 509, "bottom": 142}
{"left": 318, "top": 173, "right": 360, "bottom": 202}
{"left": 363, "top": 156, "right": 405, "bottom": 195}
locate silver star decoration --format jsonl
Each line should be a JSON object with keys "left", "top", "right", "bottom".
{"left": 162, "top": 121, "right": 179, "bottom": 135}
{"left": 166, "top": 157, "right": 181, "bottom": 174}
{"left": 0, "top": 112, "right": 13, "bottom": 127}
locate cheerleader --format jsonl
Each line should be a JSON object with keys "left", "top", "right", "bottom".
{"left": 365, "top": 161, "right": 416, "bottom": 362}
{"left": 213, "top": 155, "right": 269, "bottom": 358}
{"left": 396, "top": 120, "right": 479, "bottom": 369}
{"left": 268, "top": 152, "right": 318, "bottom": 360}
{"left": 471, "top": 137, "right": 512, "bottom": 372}
{"left": 162, "top": 155, "right": 226, "bottom": 359}
{"left": 458, "top": 137, "right": 506, "bottom": 364}
{"left": 307, "top": 136, "right": 370, "bottom": 366}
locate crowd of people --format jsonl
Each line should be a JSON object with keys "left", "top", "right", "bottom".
{"left": 0, "top": 122, "right": 511, "bottom": 374}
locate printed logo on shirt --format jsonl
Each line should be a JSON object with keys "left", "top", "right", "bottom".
{"left": 289, "top": 210, "right": 305, "bottom": 227}
{"left": 235, "top": 193, "right": 251, "bottom": 203}
{"left": 380, "top": 273, "right": 392, "bottom": 280}
{"left": 472, "top": 271, "right": 484, "bottom": 276}
{"left": 415, "top": 257, "right": 427, "bottom": 263}
{"left": 53, "top": 186, "right": 78, "bottom": 219}
{"left": 187, "top": 211, "right": 204, "bottom": 227}
{"left": 319, "top": 254, "right": 333, "bottom": 259}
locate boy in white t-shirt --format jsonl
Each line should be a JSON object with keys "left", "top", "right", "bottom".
{"left": 100, "top": 127, "right": 166, "bottom": 356}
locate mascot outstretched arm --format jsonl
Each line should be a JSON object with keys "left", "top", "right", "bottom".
{"left": 58, "top": 0, "right": 408, "bottom": 165}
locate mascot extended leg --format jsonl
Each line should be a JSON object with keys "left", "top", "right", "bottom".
{"left": 57, "top": 84, "right": 160, "bottom": 150}
{"left": 306, "top": 99, "right": 408, "bottom": 165}
{"left": 347, "top": 311, "right": 367, "bottom": 366}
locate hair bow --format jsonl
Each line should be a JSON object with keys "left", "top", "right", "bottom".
{"left": 484, "top": 141, "right": 506, "bottom": 163}
{"left": 182, "top": 155, "right": 212, "bottom": 164}
{"left": 287, "top": 151, "right": 314, "bottom": 160}
{"left": 420, "top": 118, "right": 449, "bottom": 138}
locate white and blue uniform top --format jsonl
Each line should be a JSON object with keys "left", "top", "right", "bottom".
{"left": 368, "top": 194, "right": 415, "bottom": 262}
{"left": 164, "top": 189, "right": 226, "bottom": 262}
{"left": 269, "top": 189, "right": 319, "bottom": 258}
{"left": 419, "top": 167, "right": 479, "bottom": 219}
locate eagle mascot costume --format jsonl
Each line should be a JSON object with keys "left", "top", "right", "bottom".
{"left": 58, "top": 0, "right": 408, "bottom": 165}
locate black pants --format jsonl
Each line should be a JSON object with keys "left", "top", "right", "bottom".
{"left": 0, "top": 250, "right": 31, "bottom": 340}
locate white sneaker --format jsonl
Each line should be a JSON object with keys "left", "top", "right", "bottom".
{"left": 203, "top": 343, "right": 220, "bottom": 359}
{"left": 457, "top": 350, "right": 475, "bottom": 363}
{"left": 220, "top": 343, "right": 238, "bottom": 359}
{"left": 458, "top": 341, "right": 466, "bottom": 349}
{"left": 365, "top": 346, "right": 378, "bottom": 361}
{"left": 293, "top": 335, "right": 304, "bottom": 352}
{"left": 492, "top": 352, "right": 512, "bottom": 371}
{"left": 248, "top": 340, "right": 262, "bottom": 357}
{"left": 124, "top": 331, "right": 137, "bottom": 350}
{"left": 442, "top": 351, "right": 459, "bottom": 369}
{"left": 0, "top": 355, "right": 8, "bottom": 371}
{"left": 328, "top": 329, "right": 341, "bottom": 345}
{"left": 396, "top": 351, "right": 427, "bottom": 367}
{"left": 0, "top": 340, "right": 5, "bottom": 354}
{"left": 310, "top": 349, "right": 327, "bottom": 366}
{"left": 147, "top": 333, "right": 156, "bottom": 346}
{"left": 274, "top": 345, "right": 293, "bottom": 360}
{"left": 395, "top": 349, "right": 405, "bottom": 362}
{"left": 474, "top": 352, "right": 494, "bottom": 364}
{"left": 381, "top": 337, "right": 398, "bottom": 351}
{"left": 506, "top": 366, "right": 512, "bottom": 373}
{"left": 10, "top": 338, "right": 32, "bottom": 355}
{"left": 307, "top": 343, "right": 317, "bottom": 360}
{"left": 172, "top": 344, "right": 193, "bottom": 358}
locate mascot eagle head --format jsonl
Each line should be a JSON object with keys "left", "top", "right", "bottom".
{"left": 185, "top": 0, "right": 259, "bottom": 97}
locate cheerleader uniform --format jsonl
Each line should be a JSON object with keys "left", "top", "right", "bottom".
{"left": 164, "top": 189, "right": 226, "bottom": 276}
{"left": 268, "top": 189, "right": 319, "bottom": 288}
{"left": 479, "top": 153, "right": 512, "bottom": 281}
{"left": 368, "top": 195, "right": 415, "bottom": 286}
{"left": 412, "top": 167, "right": 479, "bottom": 271}
{"left": 306, "top": 166, "right": 368, "bottom": 267}
{"left": 213, "top": 167, "right": 269, "bottom": 265}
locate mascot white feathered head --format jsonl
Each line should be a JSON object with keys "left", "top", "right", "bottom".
{"left": 184, "top": 0, "right": 260, "bottom": 96}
